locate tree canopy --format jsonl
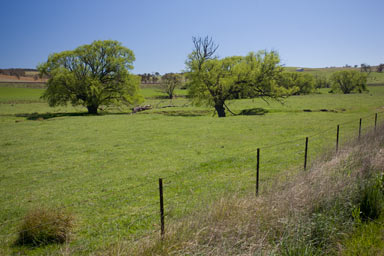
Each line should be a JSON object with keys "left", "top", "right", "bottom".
{"left": 186, "top": 37, "right": 291, "bottom": 117}
{"left": 279, "top": 72, "right": 315, "bottom": 95}
{"left": 330, "top": 70, "right": 368, "bottom": 94}
{"left": 38, "top": 40, "right": 143, "bottom": 114}
{"left": 161, "top": 73, "right": 183, "bottom": 99}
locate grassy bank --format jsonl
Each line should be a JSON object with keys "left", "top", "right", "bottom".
{"left": 125, "top": 125, "right": 384, "bottom": 255}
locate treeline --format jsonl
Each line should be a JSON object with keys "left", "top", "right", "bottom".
{"left": 279, "top": 71, "right": 368, "bottom": 95}
{"left": 0, "top": 69, "right": 27, "bottom": 78}
{"left": 0, "top": 68, "right": 48, "bottom": 81}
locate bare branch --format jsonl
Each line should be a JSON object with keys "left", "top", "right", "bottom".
{"left": 192, "top": 36, "right": 219, "bottom": 69}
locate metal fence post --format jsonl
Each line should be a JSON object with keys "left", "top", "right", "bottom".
{"left": 359, "top": 118, "right": 362, "bottom": 140}
{"left": 256, "top": 148, "right": 260, "bottom": 196}
{"left": 336, "top": 125, "right": 339, "bottom": 153}
{"left": 158, "top": 178, "right": 164, "bottom": 238}
{"left": 304, "top": 137, "right": 308, "bottom": 171}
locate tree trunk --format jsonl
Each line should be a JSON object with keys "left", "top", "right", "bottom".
{"left": 87, "top": 105, "right": 98, "bottom": 114}
{"left": 215, "top": 103, "right": 226, "bottom": 117}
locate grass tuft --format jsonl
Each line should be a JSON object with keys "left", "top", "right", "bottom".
{"left": 15, "top": 208, "right": 73, "bottom": 247}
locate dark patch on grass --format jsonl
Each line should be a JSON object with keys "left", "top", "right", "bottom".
{"left": 150, "top": 110, "right": 211, "bottom": 117}
{"left": 239, "top": 108, "right": 268, "bottom": 115}
{"left": 15, "top": 112, "right": 92, "bottom": 120}
{"left": 14, "top": 111, "right": 137, "bottom": 120}
{"left": 302, "top": 108, "right": 346, "bottom": 113}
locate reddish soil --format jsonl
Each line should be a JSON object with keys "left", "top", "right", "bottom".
{"left": 0, "top": 74, "right": 47, "bottom": 83}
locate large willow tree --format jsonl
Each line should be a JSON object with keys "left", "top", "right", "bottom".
{"left": 38, "top": 40, "right": 143, "bottom": 114}
{"left": 186, "top": 36, "right": 291, "bottom": 117}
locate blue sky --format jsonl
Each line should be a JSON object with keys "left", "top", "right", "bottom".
{"left": 0, "top": 0, "right": 383, "bottom": 74}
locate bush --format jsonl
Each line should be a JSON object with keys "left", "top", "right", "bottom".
{"left": 314, "top": 75, "right": 330, "bottom": 89}
{"left": 330, "top": 70, "right": 368, "bottom": 94}
{"left": 15, "top": 208, "right": 73, "bottom": 246}
{"left": 280, "top": 72, "right": 315, "bottom": 95}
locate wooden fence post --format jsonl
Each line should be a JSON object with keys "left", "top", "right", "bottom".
{"left": 375, "top": 113, "right": 378, "bottom": 132}
{"left": 158, "top": 178, "right": 164, "bottom": 238}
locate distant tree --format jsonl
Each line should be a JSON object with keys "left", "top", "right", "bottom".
{"left": 38, "top": 40, "right": 143, "bottom": 114}
{"left": 280, "top": 72, "right": 315, "bottom": 94}
{"left": 314, "top": 75, "right": 330, "bottom": 89}
{"left": 161, "top": 73, "right": 183, "bottom": 99}
{"left": 186, "top": 36, "right": 290, "bottom": 117}
{"left": 361, "top": 63, "right": 372, "bottom": 75}
{"left": 330, "top": 70, "right": 368, "bottom": 94}
{"left": 151, "top": 75, "right": 159, "bottom": 84}
{"left": 377, "top": 64, "right": 384, "bottom": 73}
{"left": 354, "top": 65, "right": 358, "bottom": 68}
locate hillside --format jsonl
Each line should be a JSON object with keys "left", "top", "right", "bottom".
{"left": 0, "top": 69, "right": 46, "bottom": 85}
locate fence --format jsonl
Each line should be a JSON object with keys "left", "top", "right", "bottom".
{"left": 0, "top": 111, "right": 382, "bottom": 248}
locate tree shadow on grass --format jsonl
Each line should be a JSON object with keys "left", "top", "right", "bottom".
{"left": 14, "top": 111, "right": 135, "bottom": 120}
{"left": 238, "top": 108, "right": 268, "bottom": 116}
{"left": 152, "top": 110, "right": 211, "bottom": 117}
{"left": 15, "top": 112, "right": 93, "bottom": 120}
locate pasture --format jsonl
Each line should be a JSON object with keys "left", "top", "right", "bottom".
{"left": 0, "top": 84, "right": 383, "bottom": 254}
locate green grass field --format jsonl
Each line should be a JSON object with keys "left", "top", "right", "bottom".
{"left": 0, "top": 85, "right": 383, "bottom": 255}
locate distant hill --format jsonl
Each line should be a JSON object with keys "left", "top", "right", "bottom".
{"left": 0, "top": 68, "right": 46, "bottom": 84}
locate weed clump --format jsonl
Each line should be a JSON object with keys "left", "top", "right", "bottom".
{"left": 15, "top": 208, "right": 73, "bottom": 246}
{"left": 359, "top": 174, "right": 384, "bottom": 221}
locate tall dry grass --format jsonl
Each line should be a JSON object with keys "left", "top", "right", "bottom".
{"left": 102, "top": 126, "right": 384, "bottom": 256}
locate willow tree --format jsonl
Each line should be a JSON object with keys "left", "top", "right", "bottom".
{"left": 186, "top": 36, "right": 290, "bottom": 117}
{"left": 38, "top": 40, "right": 143, "bottom": 114}
{"left": 330, "top": 70, "right": 368, "bottom": 94}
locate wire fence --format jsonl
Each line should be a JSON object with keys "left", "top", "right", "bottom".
{"left": 0, "top": 111, "right": 383, "bottom": 248}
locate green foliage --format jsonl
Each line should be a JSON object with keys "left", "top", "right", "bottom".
{"left": 161, "top": 73, "right": 183, "bottom": 99}
{"left": 38, "top": 40, "right": 143, "bottom": 114}
{"left": 187, "top": 45, "right": 290, "bottom": 117}
{"left": 15, "top": 208, "right": 73, "bottom": 246}
{"left": 314, "top": 75, "right": 330, "bottom": 89}
{"left": 330, "top": 70, "right": 368, "bottom": 94}
{"left": 341, "top": 217, "right": 384, "bottom": 256}
{"left": 280, "top": 72, "right": 315, "bottom": 94}
{"left": 359, "top": 175, "right": 384, "bottom": 221}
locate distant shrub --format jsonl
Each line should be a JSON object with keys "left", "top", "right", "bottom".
{"left": 330, "top": 70, "right": 368, "bottom": 94}
{"left": 280, "top": 72, "right": 315, "bottom": 95}
{"left": 15, "top": 208, "right": 73, "bottom": 246}
{"left": 377, "top": 64, "right": 384, "bottom": 73}
{"left": 314, "top": 75, "right": 330, "bottom": 89}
